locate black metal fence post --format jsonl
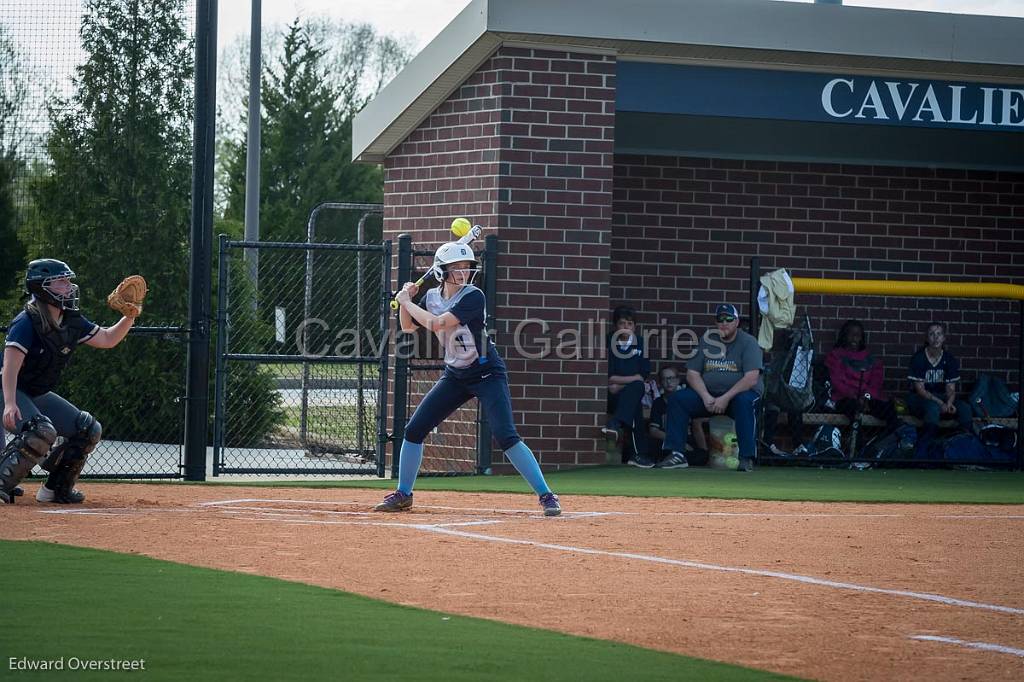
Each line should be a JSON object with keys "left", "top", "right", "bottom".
{"left": 749, "top": 256, "right": 761, "bottom": 336}
{"left": 1017, "top": 299, "right": 1023, "bottom": 470}
{"left": 212, "top": 234, "right": 230, "bottom": 477}
{"left": 184, "top": 0, "right": 217, "bottom": 482}
{"left": 391, "top": 234, "right": 413, "bottom": 479}
{"left": 376, "top": 240, "right": 393, "bottom": 477}
{"left": 477, "top": 234, "right": 499, "bottom": 474}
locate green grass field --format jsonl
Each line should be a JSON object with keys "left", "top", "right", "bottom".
{"left": 0, "top": 541, "right": 796, "bottom": 681}
{"left": 205, "top": 466, "right": 1024, "bottom": 504}
{"left": 11, "top": 468, "right": 1022, "bottom": 680}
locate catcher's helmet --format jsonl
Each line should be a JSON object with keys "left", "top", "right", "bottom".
{"left": 432, "top": 242, "right": 478, "bottom": 284}
{"left": 25, "top": 259, "right": 79, "bottom": 311}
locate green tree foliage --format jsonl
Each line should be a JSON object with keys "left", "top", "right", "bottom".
{"left": 31, "top": 0, "right": 193, "bottom": 319}
{"left": 0, "top": 25, "right": 26, "bottom": 301}
{"left": 219, "top": 19, "right": 409, "bottom": 355}
{"left": 222, "top": 19, "right": 407, "bottom": 242}
{"left": 24, "top": 0, "right": 278, "bottom": 446}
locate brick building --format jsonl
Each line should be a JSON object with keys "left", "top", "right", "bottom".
{"left": 353, "top": 0, "right": 1024, "bottom": 469}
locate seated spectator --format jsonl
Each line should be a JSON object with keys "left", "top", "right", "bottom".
{"left": 906, "top": 322, "right": 973, "bottom": 455}
{"left": 823, "top": 320, "right": 899, "bottom": 439}
{"left": 649, "top": 366, "right": 709, "bottom": 466}
{"left": 662, "top": 304, "right": 763, "bottom": 472}
{"left": 602, "top": 305, "right": 652, "bottom": 468}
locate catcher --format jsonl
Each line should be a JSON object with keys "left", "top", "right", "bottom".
{"left": 1, "top": 260, "right": 146, "bottom": 503}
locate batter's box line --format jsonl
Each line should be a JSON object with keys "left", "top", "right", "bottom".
{"left": 222, "top": 514, "right": 506, "bottom": 529}
{"left": 909, "top": 635, "right": 1024, "bottom": 658}
{"left": 214, "top": 508, "right": 502, "bottom": 528}
{"left": 420, "top": 525, "right": 1024, "bottom": 616}
{"left": 199, "top": 498, "right": 611, "bottom": 520}
{"left": 38, "top": 507, "right": 205, "bottom": 516}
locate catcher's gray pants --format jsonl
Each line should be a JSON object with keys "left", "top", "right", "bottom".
{"left": 2, "top": 390, "right": 85, "bottom": 441}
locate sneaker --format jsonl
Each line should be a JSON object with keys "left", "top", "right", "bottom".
{"left": 658, "top": 452, "right": 689, "bottom": 469}
{"left": 736, "top": 458, "right": 754, "bottom": 472}
{"left": 600, "top": 422, "right": 621, "bottom": 441}
{"left": 601, "top": 423, "right": 622, "bottom": 464}
{"left": 373, "top": 490, "right": 413, "bottom": 512}
{"left": 539, "top": 492, "right": 561, "bottom": 517}
{"left": 0, "top": 486, "right": 26, "bottom": 503}
{"left": 36, "top": 485, "right": 85, "bottom": 504}
{"left": 626, "top": 456, "right": 656, "bottom": 469}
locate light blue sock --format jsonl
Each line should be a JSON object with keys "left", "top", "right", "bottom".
{"left": 397, "top": 440, "right": 424, "bottom": 494}
{"left": 503, "top": 441, "right": 551, "bottom": 495}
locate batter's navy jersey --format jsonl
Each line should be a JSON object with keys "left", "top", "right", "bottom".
{"left": 418, "top": 285, "right": 505, "bottom": 380}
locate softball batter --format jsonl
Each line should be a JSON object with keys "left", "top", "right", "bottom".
{"left": 376, "top": 241, "right": 561, "bottom": 516}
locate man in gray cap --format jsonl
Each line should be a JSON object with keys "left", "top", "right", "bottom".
{"left": 660, "top": 304, "right": 764, "bottom": 471}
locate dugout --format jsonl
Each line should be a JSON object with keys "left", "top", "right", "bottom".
{"left": 353, "top": 0, "right": 1024, "bottom": 469}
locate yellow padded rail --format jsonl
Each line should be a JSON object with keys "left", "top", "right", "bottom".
{"left": 790, "top": 278, "right": 1024, "bottom": 301}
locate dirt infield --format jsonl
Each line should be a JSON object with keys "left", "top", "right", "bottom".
{"left": 3, "top": 483, "right": 1023, "bottom": 681}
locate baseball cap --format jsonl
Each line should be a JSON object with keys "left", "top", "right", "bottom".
{"left": 715, "top": 304, "right": 739, "bottom": 321}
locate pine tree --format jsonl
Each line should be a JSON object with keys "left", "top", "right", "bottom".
{"left": 0, "top": 25, "right": 26, "bottom": 301}
{"left": 220, "top": 19, "right": 408, "bottom": 354}
{"left": 32, "top": 0, "right": 193, "bottom": 319}
{"left": 223, "top": 19, "right": 391, "bottom": 243}
{"left": 27, "top": 0, "right": 279, "bottom": 445}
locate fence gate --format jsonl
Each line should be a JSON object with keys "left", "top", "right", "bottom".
{"left": 213, "top": 232, "right": 391, "bottom": 476}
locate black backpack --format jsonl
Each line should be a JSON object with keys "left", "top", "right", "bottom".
{"left": 970, "top": 374, "right": 1018, "bottom": 418}
{"left": 765, "top": 318, "right": 815, "bottom": 414}
{"left": 978, "top": 425, "right": 1018, "bottom": 456}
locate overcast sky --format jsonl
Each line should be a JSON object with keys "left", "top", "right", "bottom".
{"left": 215, "top": 0, "right": 1024, "bottom": 52}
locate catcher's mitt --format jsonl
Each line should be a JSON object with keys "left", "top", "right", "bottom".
{"left": 107, "top": 275, "right": 148, "bottom": 319}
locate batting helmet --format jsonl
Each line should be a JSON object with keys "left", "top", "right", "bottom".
{"left": 432, "top": 242, "right": 478, "bottom": 283}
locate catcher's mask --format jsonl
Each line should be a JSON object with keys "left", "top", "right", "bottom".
{"left": 26, "top": 259, "right": 80, "bottom": 311}
{"left": 432, "top": 242, "right": 478, "bottom": 285}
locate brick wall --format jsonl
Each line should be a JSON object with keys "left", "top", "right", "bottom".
{"left": 611, "top": 156, "right": 1024, "bottom": 400}
{"left": 383, "top": 46, "right": 616, "bottom": 469}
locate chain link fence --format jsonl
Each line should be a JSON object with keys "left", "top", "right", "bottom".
{"left": 1, "top": 324, "right": 188, "bottom": 478}
{"left": 213, "top": 224, "right": 391, "bottom": 476}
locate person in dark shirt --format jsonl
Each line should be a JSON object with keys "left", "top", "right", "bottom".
{"left": 2, "top": 259, "right": 138, "bottom": 504}
{"left": 601, "top": 305, "right": 653, "bottom": 468}
{"left": 906, "top": 322, "right": 973, "bottom": 454}
{"left": 649, "top": 365, "right": 709, "bottom": 466}
{"left": 376, "top": 239, "right": 561, "bottom": 516}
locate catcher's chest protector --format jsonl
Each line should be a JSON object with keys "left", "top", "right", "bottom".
{"left": 18, "top": 307, "right": 91, "bottom": 396}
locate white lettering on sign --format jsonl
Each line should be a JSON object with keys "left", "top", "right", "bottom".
{"left": 822, "top": 79, "right": 1024, "bottom": 127}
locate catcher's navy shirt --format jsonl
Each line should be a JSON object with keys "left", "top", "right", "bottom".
{"left": 2, "top": 309, "right": 98, "bottom": 366}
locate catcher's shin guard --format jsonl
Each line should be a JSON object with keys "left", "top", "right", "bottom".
{"left": 40, "top": 411, "right": 101, "bottom": 504}
{"left": 1, "top": 416, "right": 57, "bottom": 503}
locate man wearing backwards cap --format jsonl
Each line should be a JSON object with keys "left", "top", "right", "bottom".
{"left": 660, "top": 304, "right": 764, "bottom": 472}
